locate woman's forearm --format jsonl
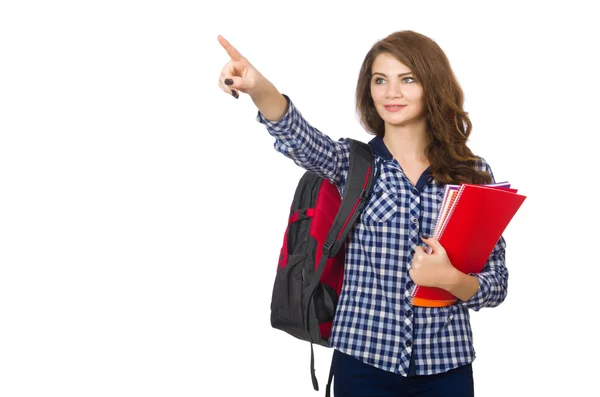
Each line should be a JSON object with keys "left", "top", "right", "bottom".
{"left": 249, "top": 76, "right": 288, "bottom": 122}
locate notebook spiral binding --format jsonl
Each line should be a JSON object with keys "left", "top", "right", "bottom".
{"left": 437, "top": 184, "right": 467, "bottom": 243}
{"left": 410, "top": 184, "right": 468, "bottom": 301}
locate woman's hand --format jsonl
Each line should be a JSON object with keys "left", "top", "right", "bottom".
{"left": 217, "top": 35, "right": 265, "bottom": 99}
{"left": 409, "top": 236, "right": 458, "bottom": 290}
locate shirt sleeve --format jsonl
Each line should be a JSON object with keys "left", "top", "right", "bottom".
{"left": 460, "top": 158, "right": 509, "bottom": 311}
{"left": 255, "top": 94, "right": 350, "bottom": 189}
{"left": 460, "top": 235, "right": 508, "bottom": 311}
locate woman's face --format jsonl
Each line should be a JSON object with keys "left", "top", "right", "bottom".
{"left": 370, "top": 53, "right": 425, "bottom": 128}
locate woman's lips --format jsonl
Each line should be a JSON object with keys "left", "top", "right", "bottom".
{"left": 384, "top": 105, "right": 406, "bottom": 112}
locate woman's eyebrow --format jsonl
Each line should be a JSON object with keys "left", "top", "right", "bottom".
{"left": 372, "top": 72, "right": 413, "bottom": 77}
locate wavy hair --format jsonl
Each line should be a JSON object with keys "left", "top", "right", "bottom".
{"left": 355, "top": 30, "right": 492, "bottom": 185}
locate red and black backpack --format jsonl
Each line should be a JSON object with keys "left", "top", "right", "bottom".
{"left": 270, "top": 138, "right": 376, "bottom": 395}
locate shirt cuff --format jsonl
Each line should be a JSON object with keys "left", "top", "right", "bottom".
{"left": 460, "top": 272, "right": 491, "bottom": 311}
{"left": 255, "top": 93, "right": 294, "bottom": 135}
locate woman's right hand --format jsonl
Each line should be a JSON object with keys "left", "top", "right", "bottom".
{"left": 217, "top": 35, "right": 264, "bottom": 99}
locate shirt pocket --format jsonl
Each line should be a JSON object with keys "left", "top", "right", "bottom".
{"left": 361, "top": 181, "right": 400, "bottom": 223}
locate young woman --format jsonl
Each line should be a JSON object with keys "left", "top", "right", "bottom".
{"left": 217, "top": 30, "right": 507, "bottom": 397}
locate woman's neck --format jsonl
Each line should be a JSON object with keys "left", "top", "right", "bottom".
{"left": 382, "top": 124, "right": 429, "bottom": 165}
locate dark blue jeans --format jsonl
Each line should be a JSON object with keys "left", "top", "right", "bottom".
{"left": 332, "top": 350, "right": 474, "bottom": 397}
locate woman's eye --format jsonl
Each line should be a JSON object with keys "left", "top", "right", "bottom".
{"left": 374, "top": 77, "right": 414, "bottom": 84}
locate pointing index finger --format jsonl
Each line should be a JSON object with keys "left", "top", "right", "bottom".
{"left": 217, "top": 35, "right": 244, "bottom": 61}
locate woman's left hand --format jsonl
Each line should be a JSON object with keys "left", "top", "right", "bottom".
{"left": 409, "top": 236, "right": 457, "bottom": 290}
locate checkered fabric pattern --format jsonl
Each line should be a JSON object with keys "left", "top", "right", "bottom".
{"left": 256, "top": 95, "right": 508, "bottom": 376}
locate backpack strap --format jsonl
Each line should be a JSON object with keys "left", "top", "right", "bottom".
{"left": 303, "top": 138, "right": 377, "bottom": 392}
{"left": 325, "top": 355, "right": 335, "bottom": 397}
{"left": 324, "top": 138, "right": 377, "bottom": 257}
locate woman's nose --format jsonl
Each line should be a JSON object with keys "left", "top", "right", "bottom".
{"left": 385, "top": 83, "right": 402, "bottom": 98}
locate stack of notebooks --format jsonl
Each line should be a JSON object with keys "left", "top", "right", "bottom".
{"left": 410, "top": 181, "right": 527, "bottom": 307}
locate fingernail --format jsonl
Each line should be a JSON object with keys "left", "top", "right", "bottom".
{"left": 224, "top": 78, "right": 233, "bottom": 86}
{"left": 231, "top": 89, "right": 239, "bottom": 99}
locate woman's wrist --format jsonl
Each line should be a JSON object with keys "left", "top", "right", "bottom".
{"left": 439, "top": 267, "right": 479, "bottom": 301}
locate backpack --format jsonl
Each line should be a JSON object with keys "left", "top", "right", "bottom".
{"left": 270, "top": 138, "right": 376, "bottom": 395}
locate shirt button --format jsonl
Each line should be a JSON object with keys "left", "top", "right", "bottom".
{"left": 411, "top": 217, "right": 418, "bottom": 223}
{"left": 406, "top": 310, "right": 412, "bottom": 317}
{"left": 406, "top": 341, "right": 412, "bottom": 347}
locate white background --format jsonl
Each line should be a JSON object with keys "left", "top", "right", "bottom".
{"left": 1, "top": 1, "right": 598, "bottom": 396}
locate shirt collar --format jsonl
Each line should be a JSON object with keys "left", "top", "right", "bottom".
{"left": 368, "top": 136, "right": 393, "bottom": 160}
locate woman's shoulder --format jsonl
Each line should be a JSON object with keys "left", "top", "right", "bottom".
{"left": 473, "top": 154, "right": 493, "bottom": 172}
{"left": 472, "top": 155, "right": 497, "bottom": 182}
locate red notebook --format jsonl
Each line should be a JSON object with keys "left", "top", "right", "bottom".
{"left": 410, "top": 183, "right": 526, "bottom": 307}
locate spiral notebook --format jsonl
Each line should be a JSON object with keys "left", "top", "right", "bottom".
{"left": 410, "top": 182, "right": 526, "bottom": 307}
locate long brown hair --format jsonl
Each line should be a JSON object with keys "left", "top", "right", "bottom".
{"left": 355, "top": 30, "right": 492, "bottom": 185}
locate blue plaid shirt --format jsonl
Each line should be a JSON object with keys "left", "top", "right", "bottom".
{"left": 257, "top": 95, "right": 508, "bottom": 376}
